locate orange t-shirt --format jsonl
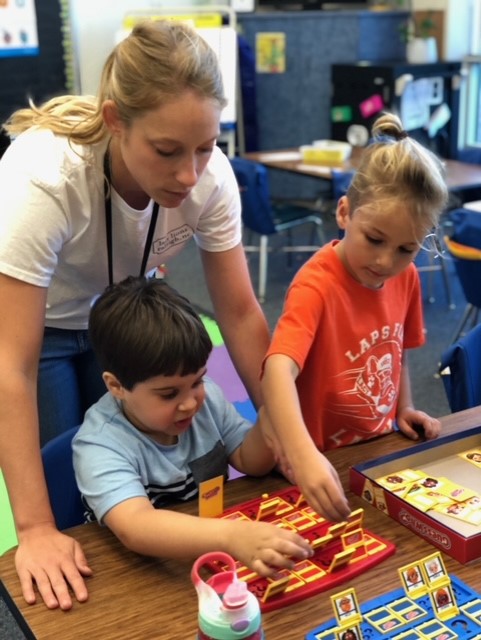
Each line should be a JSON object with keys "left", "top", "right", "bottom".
{"left": 264, "top": 241, "right": 425, "bottom": 451}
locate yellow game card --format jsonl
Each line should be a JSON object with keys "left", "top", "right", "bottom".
{"left": 434, "top": 499, "right": 478, "bottom": 524}
{"left": 198, "top": 475, "right": 224, "bottom": 518}
{"left": 328, "top": 548, "right": 355, "bottom": 573}
{"left": 375, "top": 469, "right": 425, "bottom": 492}
{"left": 429, "top": 583, "right": 459, "bottom": 621}
{"left": 421, "top": 552, "right": 449, "bottom": 587}
{"left": 434, "top": 477, "right": 477, "bottom": 502}
{"left": 459, "top": 449, "right": 481, "bottom": 467}
{"left": 345, "top": 508, "right": 364, "bottom": 531}
{"left": 402, "top": 485, "right": 442, "bottom": 512}
{"left": 334, "top": 624, "right": 363, "bottom": 640}
{"left": 341, "top": 528, "right": 365, "bottom": 553}
{"left": 398, "top": 560, "right": 428, "bottom": 598}
{"left": 331, "top": 587, "right": 362, "bottom": 627}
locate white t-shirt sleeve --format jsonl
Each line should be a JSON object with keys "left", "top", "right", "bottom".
{"left": 192, "top": 146, "right": 242, "bottom": 253}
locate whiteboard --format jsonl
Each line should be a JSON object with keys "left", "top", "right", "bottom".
{"left": 197, "top": 26, "right": 237, "bottom": 124}
{"left": 69, "top": 1, "right": 237, "bottom": 125}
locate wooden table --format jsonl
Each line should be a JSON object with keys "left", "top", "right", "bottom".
{"left": 243, "top": 148, "right": 481, "bottom": 193}
{"left": 1, "top": 407, "right": 481, "bottom": 639}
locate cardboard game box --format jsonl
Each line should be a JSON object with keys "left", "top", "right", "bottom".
{"left": 350, "top": 425, "right": 481, "bottom": 564}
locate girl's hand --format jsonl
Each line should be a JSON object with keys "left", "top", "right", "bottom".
{"left": 289, "top": 446, "right": 351, "bottom": 522}
{"left": 397, "top": 406, "right": 441, "bottom": 440}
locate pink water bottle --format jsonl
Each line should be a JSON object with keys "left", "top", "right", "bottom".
{"left": 191, "top": 552, "right": 264, "bottom": 640}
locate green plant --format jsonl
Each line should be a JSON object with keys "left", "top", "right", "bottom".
{"left": 399, "top": 10, "right": 436, "bottom": 43}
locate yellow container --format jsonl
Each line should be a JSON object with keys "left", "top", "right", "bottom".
{"left": 300, "top": 141, "right": 351, "bottom": 165}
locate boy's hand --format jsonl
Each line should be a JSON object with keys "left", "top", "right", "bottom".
{"left": 289, "top": 447, "right": 351, "bottom": 523}
{"left": 227, "top": 520, "right": 313, "bottom": 577}
{"left": 397, "top": 406, "right": 441, "bottom": 440}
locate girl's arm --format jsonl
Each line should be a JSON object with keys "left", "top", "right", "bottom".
{"left": 396, "top": 352, "right": 441, "bottom": 440}
{"left": 0, "top": 274, "right": 92, "bottom": 610}
{"left": 228, "top": 407, "right": 276, "bottom": 476}
{"left": 103, "top": 496, "right": 313, "bottom": 577}
{"left": 200, "top": 245, "right": 270, "bottom": 409}
{"left": 261, "top": 354, "right": 350, "bottom": 521}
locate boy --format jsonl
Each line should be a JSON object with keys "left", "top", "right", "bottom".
{"left": 73, "top": 276, "right": 312, "bottom": 577}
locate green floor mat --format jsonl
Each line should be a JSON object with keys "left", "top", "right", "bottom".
{"left": 200, "top": 314, "right": 223, "bottom": 347}
{"left": 0, "top": 470, "right": 17, "bottom": 555}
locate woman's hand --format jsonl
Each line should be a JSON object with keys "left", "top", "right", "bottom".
{"left": 15, "top": 524, "right": 92, "bottom": 610}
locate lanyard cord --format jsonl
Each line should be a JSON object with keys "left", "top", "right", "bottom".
{"left": 103, "top": 150, "right": 159, "bottom": 286}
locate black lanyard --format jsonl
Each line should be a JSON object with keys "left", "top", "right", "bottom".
{"left": 103, "top": 151, "right": 159, "bottom": 286}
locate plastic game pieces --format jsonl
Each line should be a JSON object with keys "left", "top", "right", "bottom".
{"left": 204, "top": 486, "right": 395, "bottom": 613}
{"left": 306, "top": 551, "right": 481, "bottom": 639}
{"left": 375, "top": 467, "right": 481, "bottom": 525}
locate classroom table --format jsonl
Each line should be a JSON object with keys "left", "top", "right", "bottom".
{"left": 243, "top": 148, "right": 481, "bottom": 193}
{"left": 1, "top": 406, "right": 481, "bottom": 640}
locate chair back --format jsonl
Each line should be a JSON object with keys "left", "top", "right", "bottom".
{"left": 447, "top": 208, "right": 481, "bottom": 308}
{"left": 229, "top": 157, "right": 276, "bottom": 235}
{"left": 331, "top": 169, "right": 355, "bottom": 201}
{"left": 41, "top": 425, "right": 85, "bottom": 530}
{"left": 440, "top": 323, "right": 481, "bottom": 412}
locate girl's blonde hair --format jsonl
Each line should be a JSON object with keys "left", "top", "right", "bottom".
{"left": 347, "top": 112, "right": 448, "bottom": 231}
{"left": 3, "top": 20, "right": 227, "bottom": 145}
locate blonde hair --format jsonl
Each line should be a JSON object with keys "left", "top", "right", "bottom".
{"left": 3, "top": 20, "right": 227, "bottom": 145}
{"left": 347, "top": 113, "right": 448, "bottom": 231}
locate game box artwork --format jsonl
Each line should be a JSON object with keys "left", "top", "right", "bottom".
{"left": 350, "top": 425, "right": 481, "bottom": 564}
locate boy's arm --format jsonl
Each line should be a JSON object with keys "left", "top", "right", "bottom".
{"left": 396, "top": 353, "right": 441, "bottom": 440}
{"left": 261, "top": 354, "right": 350, "bottom": 521}
{"left": 103, "top": 497, "right": 313, "bottom": 576}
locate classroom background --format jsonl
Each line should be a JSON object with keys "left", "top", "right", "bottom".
{"left": 1, "top": 0, "right": 481, "bottom": 625}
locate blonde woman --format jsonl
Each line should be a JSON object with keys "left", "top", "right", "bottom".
{"left": 0, "top": 20, "right": 269, "bottom": 610}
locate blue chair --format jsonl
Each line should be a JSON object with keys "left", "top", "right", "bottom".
{"left": 439, "top": 323, "right": 481, "bottom": 413}
{"left": 230, "top": 156, "right": 325, "bottom": 302}
{"left": 41, "top": 425, "right": 85, "bottom": 530}
{"left": 444, "top": 208, "right": 481, "bottom": 343}
{"left": 331, "top": 169, "right": 355, "bottom": 239}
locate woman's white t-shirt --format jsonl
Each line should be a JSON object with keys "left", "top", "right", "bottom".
{"left": 0, "top": 129, "right": 241, "bottom": 329}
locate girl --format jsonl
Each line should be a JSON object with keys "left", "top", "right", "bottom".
{"left": 261, "top": 113, "right": 448, "bottom": 522}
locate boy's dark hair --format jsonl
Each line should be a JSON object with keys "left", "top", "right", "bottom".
{"left": 89, "top": 276, "right": 213, "bottom": 390}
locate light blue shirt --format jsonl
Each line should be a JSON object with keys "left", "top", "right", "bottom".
{"left": 72, "top": 377, "right": 252, "bottom": 522}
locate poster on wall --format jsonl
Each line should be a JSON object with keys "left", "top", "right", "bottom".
{"left": 255, "top": 32, "right": 286, "bottom": 74}
{"left": 0, "top": 0, "right": 39, "bottom": 58}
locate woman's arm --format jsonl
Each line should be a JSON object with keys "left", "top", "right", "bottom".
{"left": 200, "top": 244, "right": 270, "bottom": 408}
{"left": 0, "top": 274, "right": 92, "bottom": 610}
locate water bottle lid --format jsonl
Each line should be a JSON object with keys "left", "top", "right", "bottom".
{"left": 223, "top": 581, "right": 248, "bottom": 608}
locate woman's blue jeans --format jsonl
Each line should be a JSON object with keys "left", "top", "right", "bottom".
{"left": 38, "top": 327, "right": 106, "bottom": 446}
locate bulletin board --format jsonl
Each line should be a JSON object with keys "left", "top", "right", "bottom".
{"left": 0, "top": 0, "right": 39, "bottom": 58}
